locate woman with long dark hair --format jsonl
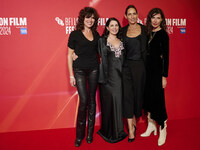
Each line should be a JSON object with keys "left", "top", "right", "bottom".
{"left": 141, "top": 8, "right": 169, "bottom": 146}
{"left": 97, "top": 17, "right": 127, "bottom": 143}
{"left": 121, "top": 5, "right": 147, "bottom": 142}
{"left": 68, "top": 7, "right": 100, "bottom": 147}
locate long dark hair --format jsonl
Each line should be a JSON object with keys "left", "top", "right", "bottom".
{"left": 146, "top": 8, "right": 167, "bottom": 35}
{"left": 102, "top": 17, "right": 122, "bottom": 40}
{"left": 76, "top": 7, "right": 99, "bottom": 32}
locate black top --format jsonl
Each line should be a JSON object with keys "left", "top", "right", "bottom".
{"left": 68, "top": 30, "right": 100, "bottom": 69}
{"left": 125, "top": 34, "right": 142, "bottom": 60}
{"left": 147, "top": 29, "right": 169, "bottom": 77}
{"left": 121, "top": 24, "right": 148, "bottom": 66}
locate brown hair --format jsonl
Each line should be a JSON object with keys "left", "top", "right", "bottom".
{"left": 146, "top": 8, "right": 167, "bottom": 35}
{"left": 76, "top": 7, "right": 99, "bottom": 32}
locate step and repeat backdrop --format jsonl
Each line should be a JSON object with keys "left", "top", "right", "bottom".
{"left": 0, "top": 0, "right": 200, "bottom": 132}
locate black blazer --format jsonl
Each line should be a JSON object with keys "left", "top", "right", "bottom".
{"left": 98, "top": 37, "right": 108, "bottom": 84}
{"left": 121, "top": 23, "right": 148, "bottom": 66}
{"left": 98, "top": 36, "right": 124, "bottom": 84}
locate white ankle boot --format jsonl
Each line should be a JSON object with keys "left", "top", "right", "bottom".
{"left": 158, "top": 120, "right": 167, "bottom": 146}
{"left": 141, "top": 113, "right": 157, "bottom": 137}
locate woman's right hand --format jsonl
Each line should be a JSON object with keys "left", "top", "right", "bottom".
{"left": 68, "top": 48, "right": 76, "bottom": 87}
{"left": 70, "top": 76, "right": 76, "bottom": 87}
{"left": 72, "top": 53, "right": 78, "bottom": 61}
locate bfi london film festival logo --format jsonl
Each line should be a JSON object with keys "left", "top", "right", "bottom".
{"left": 166, "top": 18, "right": 186, "bottom": 34}
{"left": 55, "top": 17, "right": 109, "bottom": 35}
{"left": 0, "top": 17, "right": 27, "bottom": 35}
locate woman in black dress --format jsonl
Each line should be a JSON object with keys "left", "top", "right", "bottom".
{"left": 98, "top": 18, "right": 127, "bottom": 143}
{"left": 121, "top": 5, "right": 147, "bottom": 142}
{"left": 141, "top": 8, "right": 169, "bottom": 146}
{"left": 68, "top": 7, "right": 100, "bottom": 147}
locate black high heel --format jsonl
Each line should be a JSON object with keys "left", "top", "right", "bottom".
{"left": 128, "top": 125, "right": 136, "bottom": 142}
{"left": 128, "top": 137, "right": 135, "bottom": 142}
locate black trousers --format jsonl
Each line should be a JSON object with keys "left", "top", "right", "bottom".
{"left": 73, "top": 68, "right": 99, "bottom": 140}
{"left": 123, "top": 60, "right": 146, "bottom": 118}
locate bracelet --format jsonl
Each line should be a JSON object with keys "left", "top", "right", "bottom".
{"left": 70, "top": 76, "right": 74, "bottom": 79}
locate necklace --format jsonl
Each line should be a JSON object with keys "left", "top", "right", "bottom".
{"left": 148, "top": 32, "right": 156, "bottom": 44}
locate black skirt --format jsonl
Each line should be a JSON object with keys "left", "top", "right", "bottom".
{"left": 143, "top": 57, "right": 168, "bottom": 128}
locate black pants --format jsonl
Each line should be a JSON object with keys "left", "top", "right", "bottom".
{"left": 73, "top": 68, "right": 99, "bottom": 140}
{"left": 123, "top": 60, "right": 146, "bottom": 118}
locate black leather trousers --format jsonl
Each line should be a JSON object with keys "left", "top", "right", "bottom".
{"left": 73, "top": 68, "right": 99, "bottom": 140}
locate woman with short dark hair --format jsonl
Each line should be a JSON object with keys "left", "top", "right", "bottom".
{"left": 97, "top": 17, "right": 127, "bottom": 143}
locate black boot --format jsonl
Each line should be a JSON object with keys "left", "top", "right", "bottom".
{"left": 75, "top": 138, "right": 82, "bottom": 147}
{"left": 86, "top": 100, "right": 96, "bottom": 144}
{"left": 75, "top": 104, "right": 87, "bottom": 146}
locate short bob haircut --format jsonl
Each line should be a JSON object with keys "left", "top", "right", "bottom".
{"left": 76, "top": 7, "right": 99, "bottom": 32}
{"left": 146, "top": 8, "right": 167, "bottom": 34}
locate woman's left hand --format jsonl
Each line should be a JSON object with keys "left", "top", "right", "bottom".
{"left": 162, "top": 77, "right": 167, "bottom": 88}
